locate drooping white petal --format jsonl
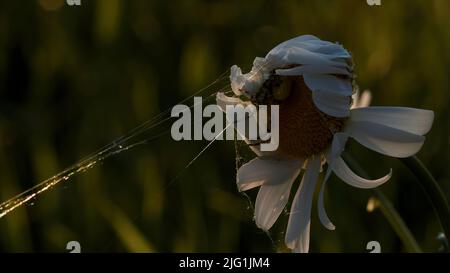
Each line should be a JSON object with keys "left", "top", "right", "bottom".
{"left": 291, "top": 224, "right": 311, "bottom": 253}
{"left": 349, "top": 107, "right": 434, "bottom": 135}
{"left": 311, "top": 89, "right": 351, "bottom": 118}
{"left": 230, "top": 65, "right": 245, "bottom": 96}
{"left": 318, "top": 167, "right": 335, "bottom": 230}
{"left": 304, "top": 74, "right": 353, "bottom": 97}
{"left": 267, "top": 47, "right": 348, "bottom": 69}
{"left": 302, "top": 73, "right": 352, "bottom": 118}
{"left": 309, "top": 43, "right": 352, "bottom": 59}
{"left": 266, "top": 35, "right": 351, "bottom": 69}
{"left": 285, "top": 156, "right": 321, "bottom": 252}
{"left": 316, "top": 134, "right": 348, "bottom": 231}
{"left": 332, "top": 156, "right": 392, "bottom": 189}
{"left": 284, "top": 36, "right": 351, "bottom": 59}
{"left": 344, "top": 120, "right": 426, "bottom": 158}
{"left": 330, "top": 132, "right": 349, "bottom": 160}
{"left": 255, "top": 179, "right": 297, "bottom": 231}
{"left": 275, "top": 65, "right": 351, "bottom": 77}
{"left": 237, "top": 156, "right": 302, "bottom": 192}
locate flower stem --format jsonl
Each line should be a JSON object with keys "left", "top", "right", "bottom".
{"left": 371, "top": 189, "right": 422, "bottom": 253}
{"left": 342, "top": 153, "right": 422, "bottom": 253}
{"left": 400, "top": 156, "right": 450, "bottom": 247}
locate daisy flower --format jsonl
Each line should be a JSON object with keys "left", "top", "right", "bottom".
{"left": 216, "top": 35, "right": 434, "bottom": 253}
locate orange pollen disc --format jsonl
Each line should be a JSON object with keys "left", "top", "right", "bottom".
{"left": 269, "top": 76, "right": 348, "bottom": 160}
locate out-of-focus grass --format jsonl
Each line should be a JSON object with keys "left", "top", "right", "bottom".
{"left": 0, "top": 0, "right": 449, "bottom": 252}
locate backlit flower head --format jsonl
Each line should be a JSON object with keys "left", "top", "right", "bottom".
{"left": 217, "top": 35, "right": 434, "bottom": 253}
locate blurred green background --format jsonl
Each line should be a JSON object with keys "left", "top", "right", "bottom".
{"left": 0, "top": 0, "right": 449, "bottom": 252}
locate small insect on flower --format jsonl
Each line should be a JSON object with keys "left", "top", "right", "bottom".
{"left": 216, "top": 35, "right": 434, "bottom": 253}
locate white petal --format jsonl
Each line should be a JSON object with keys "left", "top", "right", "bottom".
{"left": 230, "top": 63, "right": 268, "bottom": 97}
{"left": 267, "top": 47, "right": 347, "bottom": 69}
{"left": 350, "top": 107, "right": 434, "bottom": 135}
{"left": 266, "top": 35, "right": 351, "bottom": 68}
{"left": 345, "top": 120, "right": 426, "bottom": 158}
{"left": 230, "top": 65, "right": 245, "bottom": 96}
{"left": 311, "top": 88, "right": 351, "bottom": 118}
{"left": 265, "top": 36, "right": 321, "bottom": 66}
{"left": 275, "top": 65, "right": 351, "bottom": 77}
{"left": 255, "top": 180, "right": 296, "bottom": 231}
{"left": 285, "top": 156, "right": 321, "bottom": 251}
{"left": 351, "top": 90, "right": 372, "bottom": 109}
{"left": 330, "top": 132, "right": 349, "bottom": 160}
{"left": 332, "top": 156, "right": 392, "bottom": 189}
{"left": 318, "top": 167, "right": 335, "bottom": 230}
{"left": 303, "top": 74, "right": 352, "bottom": 117}
{"left": 291, "top": 224, "right": 311, "bottom": 253}
{"left": 310, "top": 43, "right": 351, "bottom": 59}
{"left": 237, "top": 156, "right": 302, "bottom": 192}
{"left": 216, "top": 92, "right": 247, "bottom": 112}
{"left": 252, "top": 57, "right": 267, "bottom": 72}
{"left": 316, "top": 134, "right": 348, "bottom": 231}
{"left": 304, "top": 74, "right": 353, "bottom": 97}
{"left": 287, "top": 37, "right": 350, "bottom": 58}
